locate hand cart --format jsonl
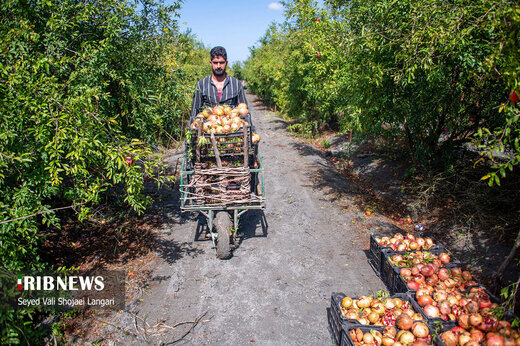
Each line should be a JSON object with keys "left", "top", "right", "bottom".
{"left": 179, "top": 114, "right": 265, "bottom": 259}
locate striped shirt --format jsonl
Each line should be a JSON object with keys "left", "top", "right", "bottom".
{"left": 190, "top": 74, "right": 248, "bottom": 119}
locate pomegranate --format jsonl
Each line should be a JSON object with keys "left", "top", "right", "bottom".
{"left": 423, "top": 304, "right": 440, "bottom": 318}
{"left": 362, "top": 331, "right": 374, "bottom": 344}
{"left": 425, "top": 275, "right": 438, "bottom": 285}
{"left": 466, "top": 301, "right": 480, "bottom": 314}
{"left": 371, "top": 301, "right": 385, "bottom": 315}
{"left": 392, "top": 254, "right": 404, "bottom": 262}
{"left": 459, "top": 332, "right": 472, "bottom": 345}
{"left": 125, "top": 156, "right": 134, "bottom": 165}
{"left": 408, "top": 280, "right": 421, "bottom": 290}
{"left": 479, "top": 298, "right": 492, "bottom": 309}
{"left": 382, "top": 312, "right": 396, "bottom": 326}
{"left": 469, "top": 313, "right": 483, "bottom": 327}
{"left": 398, "top": 330, "right": 415, "bottom": 344}
{"left": 438, "top": 268, "right": 450, "bottom": 281}
{"left": 438, "top": 301, "right": 451, "bottom": 315}
{"left": 383, "top": 298, "right": 396, "bottom": 310}
{"left": 401, "top": 268, "right": 412, "bottom": 277}
{"left": 412, "top": 313, "right": 423, "bottom": 321}
{"left": 417, "top": 295, "right": 433, "bottom": 307}
{"left": 486, "top": 333, "right": 505, "bottom": 346}
{"left": 451, "top": 267, "right": 462, "bottom": 277}
{"left": 382, "top": 336, "right": 395, "bottom": 346}
{"left": 433, "top": 290, "right": 448, "bottom": 302}
{"left": 357, "top": 296, "right": 371, "bottom": 308}
{"left": 341, "top": 296, "right": 353, "bottom": 309}
{"left": 436, "top": 281, "right": 448, "bottom": 290}
{"left": 367, "top": 311, "right": 379, "bottom": 324}
{"left": 440, "top": 330, "right": 458, "bottom": 346}
{"left": 430, "top": 262, "right": 440, "bottom": 274}
{"left": 451, "top": 305, "right": 464, "bottom": 317}
{"left": 414, "top": 274, "right": 425, "bottom": 284}
{"left": 465, "top": 341, "right": 480, "bottom": 346}
{"left": 444, "top": 278, "right": 458, "bottom": 289}
{"left": 498, "top": 320, "right": 511, "bottom": 329}
{"left": 439, "top": 252, "right": 451, "bottom": 264}
{"left": 470, "top": 329, "right": 484, "bottom": 342}
{"left": 411, "top": 322, "right": 430, "bottom": 338}
{"left": 396, "top": 313, "right": 413, "bottom": 330}
{"left": 420, "top": 264, "right": 434, "bottom": 277}
{"left": 458, "top": 314, "right": 470, "bottom": 329}
{"left": 383, "top": 326, "right": 397, "bottom": 337}
{"left": 415, "top": 288, "right": 430, "bottom": 298}
{"left": 462, "top": 270, "right": 473, "bottom": 281}
{"left": 411, "top": 265, "right": 421, "bottom": 276}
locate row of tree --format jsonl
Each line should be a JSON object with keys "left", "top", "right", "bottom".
{"left": 244, "top": 0, "right": 519, "bottom": 181}
{"left": 0, "top": 0, "right": 209, "bottom": 342}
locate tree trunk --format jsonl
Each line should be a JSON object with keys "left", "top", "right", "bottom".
{"left": 494, "top": 229, "right": 520, "bottom": 292}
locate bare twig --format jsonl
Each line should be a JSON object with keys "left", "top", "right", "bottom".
{"left": 0, "top": 203, "right": 85, "bottom": 225}
{"left": 160, "top": 311, "right": 210, "bottom": 345}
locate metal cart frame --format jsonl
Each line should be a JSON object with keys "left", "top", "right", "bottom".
{"left": 179, "top": 134, "right": 265, "bottom": 258}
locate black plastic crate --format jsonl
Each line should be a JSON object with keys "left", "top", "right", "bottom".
{"left": 367, "top": 254, "right": 382, "bottom": 279}
{"left": 381, "top": 248, "right": 462, "bottom": 294}
{"left": 369, "top": 232, "right": 442, "bottom": 276}
{"left": 341, "top": 323, "right": 434, "bottom": 346}
{"left": 340, "top": 324, "right": 385, "bottom": 346}
{"left": 330, "top": 292, "right": 347, "bottom": 343}
{"left": 391, "top": 261, "right": 468, "bottom": 295}
{"left": 330, "top": 292, "right": 426, "bottom": 333}
{"left": 408, "top": 294, "right": 459, "bottom": 329}
{"left": 384, "top": 246, "right": 461, "bottom": 271}
{"left": 327, "top": 307, "right": 340, "bottom": 344}
{"left": 368, "top": 234, "right": 385, "bottom": 275}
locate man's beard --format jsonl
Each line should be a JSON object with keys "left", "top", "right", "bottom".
{"left": 213, "top": 68, "right": 225, "bottom": 76}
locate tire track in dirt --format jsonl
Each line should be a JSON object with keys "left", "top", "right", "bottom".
{"left": 97, "top": 92, "right": 386, "bottom": 345}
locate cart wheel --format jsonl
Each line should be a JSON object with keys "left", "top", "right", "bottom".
{"left": 214, "top": 212, "right": 232, "bottom": 259}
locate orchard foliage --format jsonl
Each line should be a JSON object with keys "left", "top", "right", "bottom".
{"left": 0, "top": 0, "right": 206, "bottom": 342}
{"left": 244, "top": 0, "right": 520, "bottom": 179}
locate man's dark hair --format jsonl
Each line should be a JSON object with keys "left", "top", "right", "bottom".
{"left": 210, "top": 46, "right": 227, "bottom": 61}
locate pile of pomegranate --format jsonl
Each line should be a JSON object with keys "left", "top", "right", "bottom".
{"left": 388, "top": 251, "right": 453, "bottom": 268}
{"left": 375, "top": 233, "right": 436, "bottom": 252}
{"left": 414, "top": 286, "right": 498, "bottom": 323}
{"left": 340, "top": 295, "right": 424, "bottom": 326}
{"left": 344, "top": 231, "right": 520, "bottom": 346}
{"left": 189, "top": 104, "right": 260, "bottom": 143}
{"left": 348, "top": 324, "right": 431, "bottom": 345}
{"left": 440, "top": 316, "right": 520, "bottom": 345}
{"left": 399, "top": 264, "right": 478, "bottom": 292}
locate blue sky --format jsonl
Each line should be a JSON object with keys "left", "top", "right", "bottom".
{"left": 175, "top": 1, "right": 287, "bottom": 64}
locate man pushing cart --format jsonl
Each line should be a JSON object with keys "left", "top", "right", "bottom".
{"left": 179, "top": 47, "right": 265, "bottom": 259}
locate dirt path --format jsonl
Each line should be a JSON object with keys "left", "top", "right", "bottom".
{"left": 92, "top": 92, "right": 386, "bottom": 345}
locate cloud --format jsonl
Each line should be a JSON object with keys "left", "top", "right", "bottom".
{"left": 268, "top": 2, "right": 283, "bottom": 11}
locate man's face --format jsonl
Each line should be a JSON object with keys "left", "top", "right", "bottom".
{"left": 211, "top": 56, "right": 227, "bottom": 76}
